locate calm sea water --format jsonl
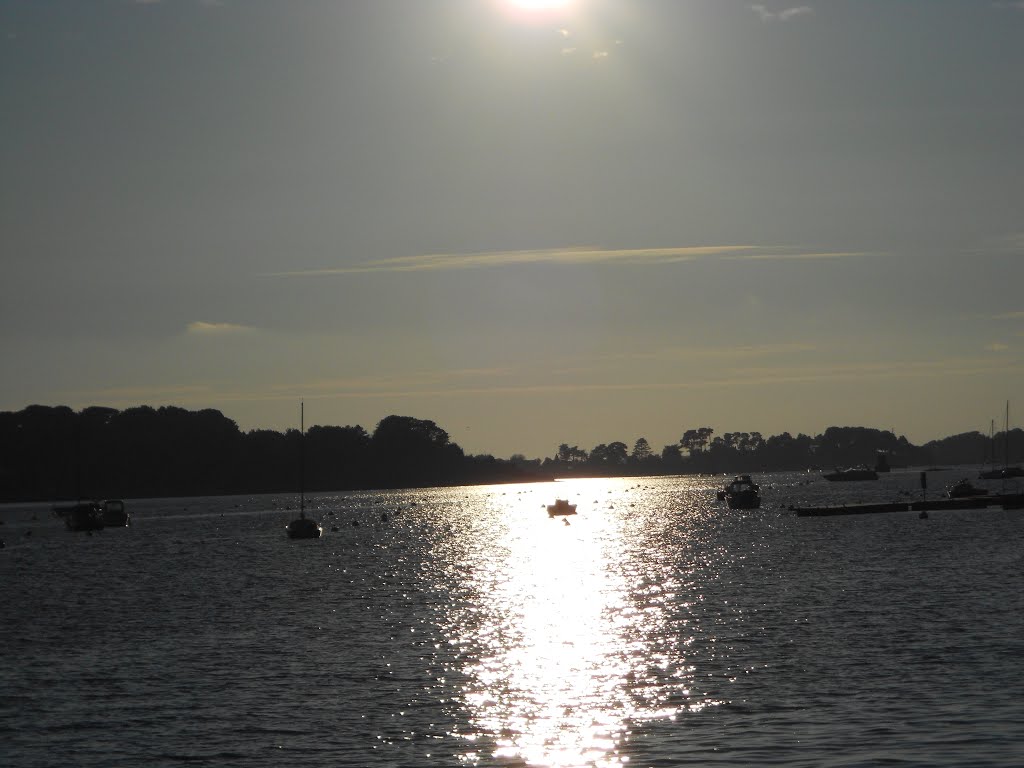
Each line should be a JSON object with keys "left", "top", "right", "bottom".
{"left": 2, "top": 470, "right": 1023, "bottom": 767}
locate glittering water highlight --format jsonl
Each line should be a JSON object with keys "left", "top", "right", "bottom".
{"left": 2, "top": 470, "right": 1022, "bottom": 767}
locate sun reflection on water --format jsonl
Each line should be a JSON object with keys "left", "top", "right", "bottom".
{"left": 441, "top": 479, "right": 715, "bottom": 767}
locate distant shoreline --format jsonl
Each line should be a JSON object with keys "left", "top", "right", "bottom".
{"left": 1, "top": 404, "right": 1017, "bottom": 503}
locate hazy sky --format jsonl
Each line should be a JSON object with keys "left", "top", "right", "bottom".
{"left": 3, "top": 0, "right": 1024, "bottom": 458}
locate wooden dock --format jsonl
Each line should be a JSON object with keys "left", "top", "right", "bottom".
{"left": 793, "top": 501, "right": 910, "bottom": 517}
{"left": 792, "top": 494, "right": 1024, "bottom": 517}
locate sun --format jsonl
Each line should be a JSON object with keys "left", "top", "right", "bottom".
{"left": 508, "top": 0, "right": 572, "bottom": 8}
{"left": 498, "top": 0, "right": 578, "bottom": 22}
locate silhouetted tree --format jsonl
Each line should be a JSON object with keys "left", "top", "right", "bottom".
{"left": 631, "top": 437, "right": 652, "bottom": 462}
{"left": 680, "top": 427, "right": 714, "bottom": 455}
{"left": 305, "top": 424, "right": 371, "bottom": 490}
{"left": 606, "top": 441, "right": 629, "bottom": 465}
{"left": 555, "top": 443, "right": 588, "bottom": 464}
{"left": 661, "top": 444, "right": 683, "bottom": 469}
{"left": 586, "top": 442, "right": 627, "bottom": 470}
{"left": 371, "top": 415, "right": 464, "bottom": 487}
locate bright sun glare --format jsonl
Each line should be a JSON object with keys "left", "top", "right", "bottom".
{"left": 511, "top": 0, "right": 572, "bottom": 8}
{"left": 499, "top": 0, "right": 577, "bottom": 22}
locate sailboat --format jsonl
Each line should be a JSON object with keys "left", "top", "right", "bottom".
{"left": 979, "top": 402, "right": 1024, "bottom": 480}
{"left": 286, "top": 402, "right": 323, "bottom": 539}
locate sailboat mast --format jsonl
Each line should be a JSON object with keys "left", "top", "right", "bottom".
{"left": 300, "top": 401, "right": 305, "bottom": 514}
{"left": 1006, "top": 400, "right": 1010, "bottom": 470}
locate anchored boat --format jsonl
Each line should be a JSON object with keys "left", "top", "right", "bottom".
{"left": 286, "top": 402, "right": 322, "bottom": 540}
{"left": 546, "top": 499, "right": 577, "bottom": 516}
{"left": 822, "top": 466, "right": 878, "bottom": 482}
{"left": 947, "top": 478, "right": 989, "bottom": 499}
{"left": 53, "top": 499, "right": 128, "bottom": 531}
{"left": 719, "top": 475, "right": 761, "bottom": 510}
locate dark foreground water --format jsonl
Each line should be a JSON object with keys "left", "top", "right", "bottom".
{"left": 2, "top": 470, "right": 1023, "bottom": 767}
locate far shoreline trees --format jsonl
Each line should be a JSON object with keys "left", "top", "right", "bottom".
{"left": 0, "top": 404, "right": 1015, "bottom": 502}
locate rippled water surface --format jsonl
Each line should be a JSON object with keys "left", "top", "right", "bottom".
{"left": 3, "top": 471, "right": 1023, "bottom": 767}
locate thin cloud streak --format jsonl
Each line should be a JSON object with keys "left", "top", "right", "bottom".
{"left": 265, "top": 246, "right": 866, "bottom": 277}
{"left": 728, "top": 356, "right": 1024, "bottom": 388}
{"left": 552, "top": 342, "right": 819, "bottom": 373}
{"left": 731, "top": 251, "right": 869, "bottom": 261}
{"left": 92, "top": 353, "right": 1021, "bottom": 408}
{"left": 628, "top": 342, "right": 818, "bottom": 362}
{"left": 968, "top": 232, "right": 1024, "bottom": 257}
{"left": 751, "top": 5, "right": 814, "bottom": 22}
{"left": 253, "top": 355, "right": 1024, "bottom": 402}
{"left": 61, "top": 384, "right": 212, "bottom": 401}
{"left": 269, "top": 367, "right": 515, "bottom": 394}
{"left": 186, "top": 321, "right": 255, "bottom": 335}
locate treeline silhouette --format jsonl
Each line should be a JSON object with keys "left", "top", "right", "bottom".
{"left": 540, "top": 426, "right": 1014, "bottom": 477}
{"left": 0, "top": 405, "right": 1017, "bottom": 502}
{"left": 0, "top": 405, "right": 544, "bottom": 502}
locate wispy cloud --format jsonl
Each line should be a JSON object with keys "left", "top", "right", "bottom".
{"left": 751, "top": 5, "right": 814, "bottom": 22}
{"left": 993, "top": 311, "right": 1024, "bottom": 320}
{"left": 63, "top": 384, "right": 212, "bottom": 401}
{"left": 265, "top": 245, "right": 866, "bottom": 277}
{"left": 722, "top": 355, "right": 1024, "bottom": 388}
{"left": 269, "top": 367, "right": 514, "bottom": 396}
{"left": 63, "top": 349, "right": 1022, "bottom": 410}
{"left": 186, "top": 321, "right": 254, "bottom": 335}
{"left": 629, "top": 342, "right": 818, "bottom": 363}
{"left": 732, "top": 251, "right": 864, "bottom": 261}
{"left": 968, "top": 231, "right": 1024, "bottom": 259}
{"left": 249, "top": 353, "right": 1024, "bottom": 403}
{"left": 132, "top": 0, "right": 225, "bottom": 6}
{"left": 996, "top": 232, "right": 1024, "bottom": 251}
{"left": 993, "top": 2, "right": 1024, "bottom": 10}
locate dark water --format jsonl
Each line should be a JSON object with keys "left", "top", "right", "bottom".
{"left": 2, "top": 470, "right": 1023, "bottom": 767}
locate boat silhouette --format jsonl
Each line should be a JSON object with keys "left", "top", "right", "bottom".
{"left": 286, "top": 402, "right": 322, "bottom": 539}
{"left": 546, "top": 499, "right": 577, "bottom": 516}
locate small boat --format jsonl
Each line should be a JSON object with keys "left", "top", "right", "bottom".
{"left": 54, "top": 500, "right": 126, "bottom": 530}
{"left": 720, "top": 475, "right": 761, "bottom": 510}
{"left": 822, "top": 466, "right": 878, "bottom": 482}
{"left": 99, "top": 499, "right": 129, "bottom": 527}
{"left": 286, "top": 511, "right": 323, "bottom": 539}
{"left": 947, "top": 479, "right": 989, "bottom": 499}
{"left": 286, "top": 402, "right": 322, "bottom": 539}
{"left": 547, "top": 499, "right": 577, "bottom": 516}
{"left": 54, "top": 501, "right": 105, "bottom": 531}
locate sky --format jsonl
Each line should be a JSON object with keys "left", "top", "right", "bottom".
{"left": 2, "top": 0, "right": 1024, "bottom": 459}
